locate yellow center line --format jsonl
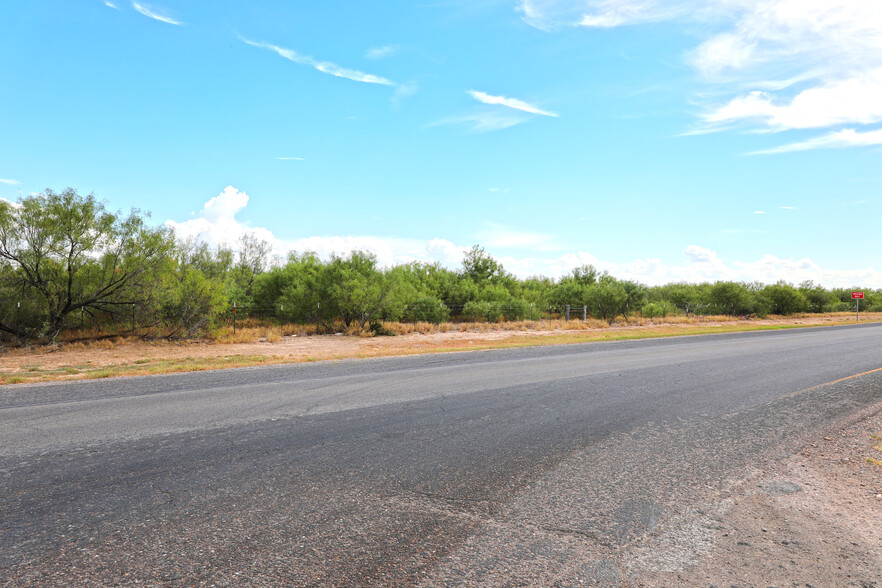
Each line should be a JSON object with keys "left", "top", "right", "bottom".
{"left": 789, "top": 366, "right": 882, "bottom": 397}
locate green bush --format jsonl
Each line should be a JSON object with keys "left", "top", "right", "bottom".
{"left": 463, "top": 300, "right": 503, "bottom": 322}
{"left": 502, "top": 298, "right": 531, "bottom": 320}
{"left": 404, "top": 296, "right": 450, "bottom": 324}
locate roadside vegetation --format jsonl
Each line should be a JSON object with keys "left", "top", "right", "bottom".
{"left": 2, "top": 189, "right": 879, "bottom": 348}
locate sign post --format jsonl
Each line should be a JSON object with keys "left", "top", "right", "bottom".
{"left": 852, "top": 292, "right": 864, "bottom": 322}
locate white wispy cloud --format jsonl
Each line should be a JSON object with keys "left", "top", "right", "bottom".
{"left": 524, "top": 0, "right": 882, "bottom": 153}
{"left": 517, "top": 0, "right": 693, "bottom": 31}
{"left": 276, "top": 156, "right": 306, "bottom": 161}
{"left": 467, "top": 90, "right": 558, "bottom": 117}
{"left": 752, "top": 210, "right": 766, "bottom": 214}
{"left": 366, "top": 45, "right": 401, "bottom": 60}
{"left": 392, "top": 81, "right": 420, "bottom": 108}
{"left": 0, "top": 178, "right": 21, "bottom": 185}
{"left": 242, "top": 38, "right": 395, "bottom": 86}
{"left": 750, "top": 128, "right": 882, "bottom": 155}
{"left": 132, "top": 2, "right": 182, "bottom": 25}
{"left": 692, "top": 2, "right": 882, "bottom": 151}
{"left": 104, "top": 1, "right": 120, "bottom": 9}
{"left": 703, "top": 71, "right": 882, "bottom": 131}
{"left": 779, "top": 206, "right": 796, "bottom": 210}
{"left": 427, "top": 112, "right": 529, "bottom": 133}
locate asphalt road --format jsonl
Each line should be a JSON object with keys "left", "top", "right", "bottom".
{"left": 2, "top": 324, "right": 882, "bottom": 586}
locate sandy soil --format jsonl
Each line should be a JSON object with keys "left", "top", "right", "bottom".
{"left": 632, "top": 404, "right": 882, "bottom": 587}
{"left": 1, "top": 314, "right": 876, "bottom": 383}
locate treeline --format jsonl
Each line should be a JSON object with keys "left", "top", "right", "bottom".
{"left": 0, "top": 189, "right": 878, "bottom": 342}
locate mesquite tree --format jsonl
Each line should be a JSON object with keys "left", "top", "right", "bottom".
{"left": 0, "top": 188, "right": 174, "bottom": 340}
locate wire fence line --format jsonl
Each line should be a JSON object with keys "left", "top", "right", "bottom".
{"left": 6, "top": 293, "right": 869, "bottom": 343}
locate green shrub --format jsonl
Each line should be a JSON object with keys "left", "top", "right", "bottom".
{"left": 404, "top": 296, "right": 450, "bottom": 324}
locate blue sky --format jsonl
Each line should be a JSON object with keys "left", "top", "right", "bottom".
{"left": 2, "top": 1, "right": 881, "bottom": 286}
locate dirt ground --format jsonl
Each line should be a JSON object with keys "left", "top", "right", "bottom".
{"left": 632, "top": 404, "right": 882, "bottom": 587}
{"left": 1, "top": 313, "right": 877, "bottom": 384}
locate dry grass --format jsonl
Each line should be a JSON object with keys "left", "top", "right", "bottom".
{"left": 2, "top": 312, "right": 881, "bottom": 386}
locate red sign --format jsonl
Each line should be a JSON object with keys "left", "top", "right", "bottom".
{"left": 852, "top": 292, "right": 864, "bottom": 299}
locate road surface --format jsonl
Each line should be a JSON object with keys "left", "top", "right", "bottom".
{"left": 2, "top": 324, "right": 882, "bottom": 585}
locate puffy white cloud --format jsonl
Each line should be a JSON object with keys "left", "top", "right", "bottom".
{"left": 520, "top": 0, "right": 882, "bottom": 151}
{"left": 0, "top": 197, "right": 22, "bottom": 208}
{"left": 167, "top": 188, "right": 882, "bottom": 286}
{"left": 166, "top": 187, "right": 468, "bottom": 269}
{"left": 166, "top": 186, "right": 275, "bottom": 248}
{"left": 704, "top": 70, "right": 882, "bottom": 131}
{"left": 691, "top": 2, "right": 882, "bottom": 148}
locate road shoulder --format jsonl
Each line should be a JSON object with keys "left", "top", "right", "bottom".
{"left": 630, "top": 400, "right": 882, "bottom": 587}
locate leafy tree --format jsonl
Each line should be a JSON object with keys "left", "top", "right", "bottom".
{"left": 463, "top": 300, "right": 503, "bottom": 322}
{"left": 502, "top": 298, "right": 531, "bottom": 320}
{"left": 325, "top": 251, "right": 410, "bottom": 330}
{"left": 403, "top": 295, "right": 450, "bottom": 324}
{"left": 176, "top": 237, "right": 234, "bottom": 282}
{"left": 592, "top": 281, "right": 627, "bottom": 323}
{"left": 0, "top": 189, "right": 174, "bottom": 340}
{"left": 461, "top": 245, "right": 515, "bottom": 290}
{"left": 798, "top": 280, "right": 831, "bottom": 313}
{"left": 568, "top": 264, "right": 599, "bottom": 286}
{"left": 224, "top": 232, "right": 272, "bottom": 308}
{"left": 548, "top": 281, "right": 590, "bottom": 315}
{"left": 763, "top": 282, "right": 808, "bottom": 315}
{"left": 518, "top": 276, "right": 553, "bottom": 310}
{"left": 252, "top": 252, "right": 335, "bottom": 328}
{"left": 620, "top": 280, "right": 647, "bottom": 320}
{"left": 662, "top": 283, "right": 705, "bottom": 315}
{"left": 158, "top": 265, "right": 225, "bottom": 337}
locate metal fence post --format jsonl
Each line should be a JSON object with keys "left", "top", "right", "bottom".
{"left": 583, "top": 305, "right": 587, "bottom": 321}
{"left": 565, "top": 304, "right": 570, "bottom": 321}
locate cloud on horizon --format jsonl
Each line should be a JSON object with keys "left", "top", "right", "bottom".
{"left": 166, "top": 187, "right": 882, "bottom": 287}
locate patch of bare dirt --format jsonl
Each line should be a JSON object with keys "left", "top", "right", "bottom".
{"left": 1, "top": 314, "right": 877, "bottom": 383}
{"left": 632, "top": 405, "right": 882, "bottom": 587}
